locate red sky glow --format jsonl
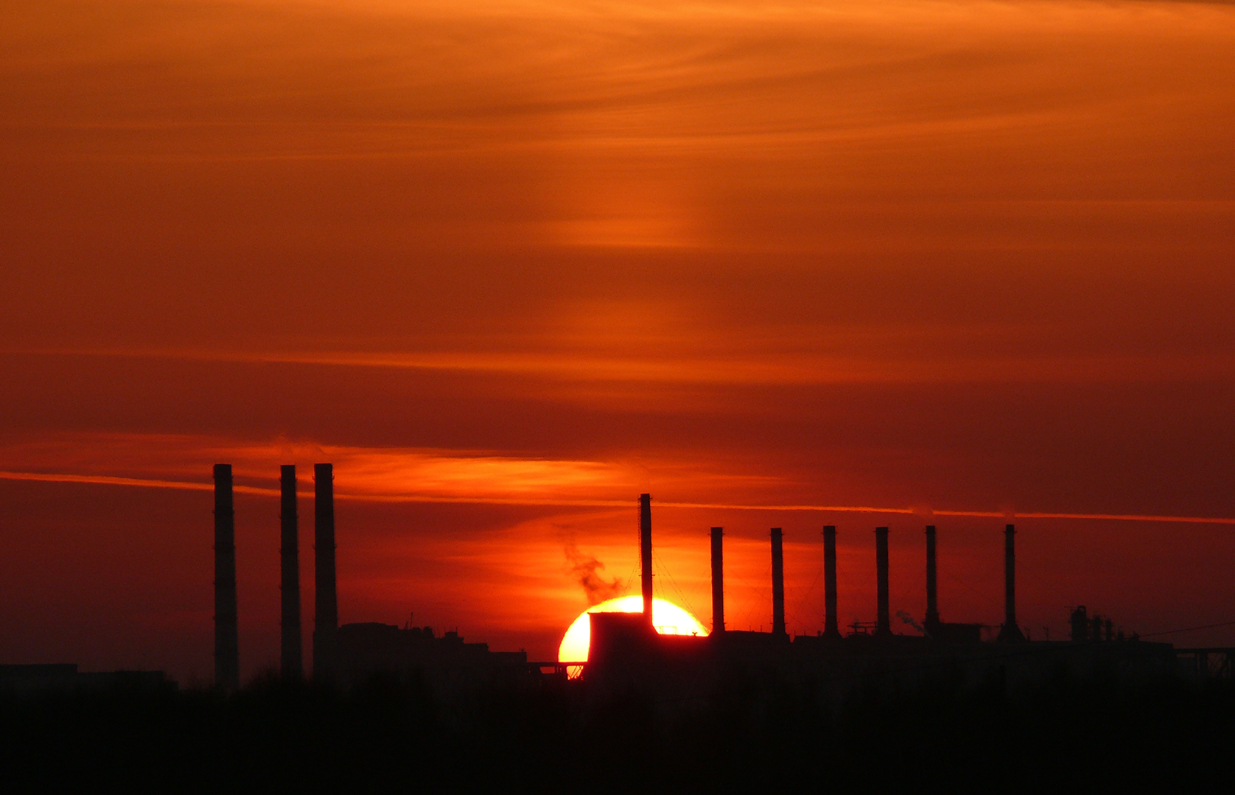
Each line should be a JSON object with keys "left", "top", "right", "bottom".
{"left": 2, "top": 0, "right": 1234, "bottom": 683}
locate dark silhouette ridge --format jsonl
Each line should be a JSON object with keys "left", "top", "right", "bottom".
{"left": 314, "top": 463, "right": 338, "bottom": 681}
{"left": 280, "top": 465, "right": 302, "bottom": 680}
{"left": 212, "top": 464, "right": 238, "bottom": 691}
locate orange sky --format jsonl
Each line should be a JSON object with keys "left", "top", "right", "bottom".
{"left": 2, "top": 0, "right": 1234, "bottom": 682}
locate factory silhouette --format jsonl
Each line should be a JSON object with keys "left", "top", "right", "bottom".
{"left": 212, "top": 463, "right": 531, "bottom": 689}
{"left": 8, "top": 462, "right": 1235, "bottom": 790}
{"left": 211, "top": 465, "right": 1218, "bottom": 693}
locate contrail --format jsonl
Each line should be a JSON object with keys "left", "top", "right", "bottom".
{"left": 1, "top": 470, "right": 1232, "bottom": 525}
{"left": 655, "top": 501, "right": 1235, "bottom": 526}
{"left": 0, "top": 470, "right": 276, "bottom": 496}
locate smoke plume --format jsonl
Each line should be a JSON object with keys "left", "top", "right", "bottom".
{"left": 564, "top": 541, "right": 625, "bottom": 606}
{"left": 897, "top": 610, "right": 928, "bottom": 637}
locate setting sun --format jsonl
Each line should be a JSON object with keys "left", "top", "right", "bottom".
{"left": 558, "top": 596, "right": 709, "bottom": 672}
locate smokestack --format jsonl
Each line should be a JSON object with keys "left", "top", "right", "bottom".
{"left": 875, "top": 526, "right": 891, "bottom": 637}
{"left": 640, "top": 494, "right": 653, "bottom": 627}
{"left": 998, "top": 524, "right": 1025, "bottom": 642}
{"left": 711, "top": 527, "right": 724, "bottom": 634}
{"left": 823, "top": 526, "right": 840, "bottom": 639}
{"left": 213, "top": 464, "right": 239, "bottom": 690}
{"left": 771, "top": 528, "right": 786, "bottom": 636}
{"left": 280, "top": 465, "right": 302, "bottom": 679}
{"left": 313, "top": 463, "right": 338, "bottom": 678}
{"left": 925, "top": 525, "right": 940, "bottom": 631}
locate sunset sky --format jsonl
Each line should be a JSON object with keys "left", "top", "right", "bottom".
{"left": 2, "top": 0, "right": 1234, "bottom": 683}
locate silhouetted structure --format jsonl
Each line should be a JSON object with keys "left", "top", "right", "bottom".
{"left": 583, "top": 504, "right": 1184, "bottom": 702}
{"left": 875, "top": 526, "right": 892, "bottom": 637}
{"left": 640, "top": 493, "right": 653, "bottom": 626}
{"left": 1071, "top": 605, "right": 1089, "bottom": 641}
{"left": 213, "top": 464, "right": 239, "bottom": 691}
{"left": 203, "top": 462, "right": 535, "bottom": 688}
{"left": 333, "top": 623, "right": 528, "bottom": 687}
{"left": 314, "top": 463, "right": 338, "bottom": 680}
{"left": 823, "top": 525, "right": 841, "bottom": 639}
{"left": 997, "top": 524, "right": 1025, "bottom": 642}
{"left": 925, "top": 524, "right": 940, "bottom": 632}
{"left": 920, "top": 525, "right": 983, "bottom": 643}
{"left": 280, "top": 465, "right": 302, "bottom": 679}
{"left": 200, "top": 462, "right": 1197, "bottom": 702}
{"left": 711, "top": 526, "right": 724, "bottom": 634}
{"left": 771, "top": 528, "right": 786, "bottom": 636}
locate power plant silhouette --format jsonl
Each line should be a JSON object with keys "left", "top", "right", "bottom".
{"left": 212, "top": 463, "right": 529, "bottom": 689}
{"left": 211, "top": 466, "right": 1232, "bottom": 691}
{"left": 9, "top": 464, "right": 1233, "bottom": 792}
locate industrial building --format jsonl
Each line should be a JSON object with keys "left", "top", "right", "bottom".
{"left": 212, "top": 463, "right": 529, "bottom": 690}
{"left": 212, "top": 471, "right": 1225, "bottom": 692}
{"left": 584, "top": 495, "right": 1188, "bottom": 695}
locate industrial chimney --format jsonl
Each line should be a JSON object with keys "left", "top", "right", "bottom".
{"left": 771, "top": 528, "right": 786, "bottom": 636}
{"left": 875, "top": 526, "right": 891, "bottom": 637}
{"left": 213, "top": 464, "right": 240, "bottom": 690}
{"left": 925, "top": 525, "right": 940, "bottom": 633}
{"left": 997, "top": 524, "right": 1025, "bottom": 642}
{"left": 640, "top": 494, "right": 653, "bottom": 627}
{"left": 823, "top": 526, "right": 840, "bottom": 639}
{"left": 313, "top": 463, "right": 338, "bottom": 678}
{"left": 711, "top": 527, "right": 724, "bottom": 635}
{"left": 280, "top": 465, "right": 302, "bottom": 679}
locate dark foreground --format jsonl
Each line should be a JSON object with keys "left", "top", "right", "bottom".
{"left": 4, "top": 669, "right": 1234, "bottom": 792}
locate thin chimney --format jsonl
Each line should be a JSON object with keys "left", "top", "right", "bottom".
{"left": 875, "top": 526, "right": 891, "bottom": 637}
{"left": 823, "top": 526, "right": 840, "bottom": 639}
{"left": 925, "top": 525, "right": 940, "bottom": 631}
{"left": 998, "top": 524, "right": 1025, "bottom": 642}
{"left": 313, "top": 463, "right": 338, "bottom": 678}
{"left": 280, "top": 465, "right": 302, "bottom": 679}
{"left": 711, "top": 527, "right": 724, "bottom": 635}
{"left": 213, "top": 464, "right": 240, "bottom": 690}
{"left": 771, "top": 528, "right": 786, "bottom": 636}
{"left": 640, "top": 494, "right": 653, "bottom": 627}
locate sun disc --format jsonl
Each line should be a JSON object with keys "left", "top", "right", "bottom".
{"left": 557, "top": 596, "right": 708, "bottom": 675}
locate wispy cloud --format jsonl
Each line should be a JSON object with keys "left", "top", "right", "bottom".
{"left": 1, "top": 433, "right": 1232, "bottom": 524}
{"left": 17, "top": 346, "right": 1235, "bottom": 387}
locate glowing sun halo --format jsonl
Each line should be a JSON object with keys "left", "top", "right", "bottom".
{"left": 558, "top": 596, "right": 709, "bottom": 672}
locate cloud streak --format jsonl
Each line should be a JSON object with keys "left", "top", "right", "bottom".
{"left": 2, "top": 466, "right": 1232, "bottom": 525}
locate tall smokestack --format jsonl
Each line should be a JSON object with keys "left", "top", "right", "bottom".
{"left": 313, "top": 463, "right": 338, "bottom": 678}
{"left": 875, "top": 526, "right": 891, "bottom": 637}
{"left": 771, "top": 528, "right": 786, "bottom": 636}
{"left": 925, "top": 525, "right": 940, "bottom": 631}
{"left": 213, "top": 464, "right": 239, "bottom": 691}
{"left": 280, "top": 465, "right": 302, "bottom": 679}
{"left": 711, "top": 527, "right": 724, "bottom": 634}
{"left": 640, "top": 494, "right": 653, "bottom": 626}
{"left": 823, "top": 526, "right": 840, "bottom": 639}
{"left": 998, "top": 524, "right": 1025, "bottom": 642}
